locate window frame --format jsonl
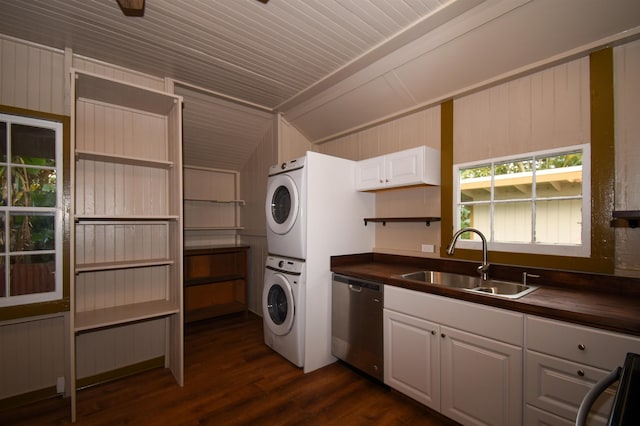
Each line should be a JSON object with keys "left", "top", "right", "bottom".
{"left": 0, "top": 112, "right": 64, "bottom": 307}
{"left": 452, "top": 144, "right": 591, "bottom": 257}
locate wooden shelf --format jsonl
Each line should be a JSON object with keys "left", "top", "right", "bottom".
{"left": 184, "top": 198, "right": 245, "bottom": 205}
{"left": 75, "top": 258, "right": 174, "bottom": 274}
{"left": 184, "top": 226, "right": 244, "bottom": 231}
{"left": 74, "top": 69, "right": 179, "bottom": 115}
{"left": 74, "top": 300, "right": 179, "bottom": 332}
{"left": 76, "top": 149, "right": 173, "bottom": 169}
{"left": 612, "top": 210, "right": 640, "bottom": 228}
{"left": 364, "top": 217, "right": 441, "bottom": 227}
{"left": 185, "top": 274, "right": 245, "bottom": 287}
{"left": 75, "top": 215, "right": 179, "bottom": 223}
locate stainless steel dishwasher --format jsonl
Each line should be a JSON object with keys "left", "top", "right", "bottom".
{"left": 331, "top": 273, "right": 384, "bottom": 381}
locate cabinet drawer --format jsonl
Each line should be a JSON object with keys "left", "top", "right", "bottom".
{"left": 525, "top": 350, "right": 613, "bottom": 424}
{"left": 526, "top": 316, "right": 640, "bottom": 370}
{"left": 525, "top": 404, "right": 575, "bottom": 426}
{"left": 385, "top": 285, "right": 523, "bottom": 345}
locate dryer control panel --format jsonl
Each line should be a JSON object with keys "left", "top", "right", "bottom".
{"left": 265, "top": 256, "right": 304, "bottom": 275}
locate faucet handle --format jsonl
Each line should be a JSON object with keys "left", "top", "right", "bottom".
{"left": 523, "top": 272, "right": 540, "bottom": 285}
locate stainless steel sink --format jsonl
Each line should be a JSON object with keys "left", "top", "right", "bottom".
{"left": 399, "top": 270, "right": 479, "bottom": 289}
{"left": 470, "top": 280, "right": 538, "bottom": 299}
{"left": 397, "top": 271, "right": 537, "bottom": 299}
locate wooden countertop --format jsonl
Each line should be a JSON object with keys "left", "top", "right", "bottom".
{"left": 331, "top": 253, "right": 640, "bottom": 337}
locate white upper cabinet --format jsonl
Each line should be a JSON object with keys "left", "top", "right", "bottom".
{"left": 356, "top": 146, "right": 440, "bottom": 191}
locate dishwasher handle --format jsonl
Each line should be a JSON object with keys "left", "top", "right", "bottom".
{"left": 333, "top": 274, "right": 382, "bottom": 292}
{"left": 575, "top": 366, "right": 621, "bottom": 426}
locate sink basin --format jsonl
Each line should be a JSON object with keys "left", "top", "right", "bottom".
{"left": 399, "top": 270, "right": 479, "bottom": 289}
{"left": 397, "top": 271, "right": 537, "bottom": 299}
{"left": 471, "top": 280, "right": 538, "bottom": 299}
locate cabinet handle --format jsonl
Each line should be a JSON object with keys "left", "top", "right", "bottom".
{"left": 441, "top": 333, "right": 446, "bottom": 338}
{"left": 577, "top": 370, "right": 585, "bottom": 377}
{"left": 431, "top": 330, "right": 436, "bottom": 335}
{"left": 578, "top": 344, "right": 586, "bottom": 351}
{"left": 379, "top": 179, "right": 384, "bottom": 183}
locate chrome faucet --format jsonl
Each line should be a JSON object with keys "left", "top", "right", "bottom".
{"left": 446, "top": 227, "right": 490, "bottom": 281}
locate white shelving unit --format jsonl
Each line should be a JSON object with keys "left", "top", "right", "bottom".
{"left": 183, "top": 167, "right": 244, "bottom": 246}
{"left": 69, "top": 69, "right": 184, "bottom": 421}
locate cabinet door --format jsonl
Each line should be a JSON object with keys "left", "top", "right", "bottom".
{"left": 355, "top": 156, "right": 386, "bottom": 190}
{"left": 440, "top": 326, "right": 522, "bottom": 426}
{"left": 385, "top": 147, "right": 424, "bottom": 188}
{"left": 384, "top": 309, "right": 440, "bottom": 410}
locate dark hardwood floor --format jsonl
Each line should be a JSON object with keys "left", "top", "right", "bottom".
{"left": 0, "top": 313, "right": 458, "bottom": 425}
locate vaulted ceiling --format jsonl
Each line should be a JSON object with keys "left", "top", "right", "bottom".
{"left": 1, "top": 0, "right": 639, "bottom": 169}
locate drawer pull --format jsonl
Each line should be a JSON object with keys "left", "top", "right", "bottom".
{"left": 441, "top": 333, "right": 446, "bottom": 338}
{"left": 431, "top": 330, "right": 436, "bottom": 335}
{"left": 578, "top": 343, "right": 586, "bottom": 351}
{"left": 577, "top": 370, "right": 585, "bottom": 377}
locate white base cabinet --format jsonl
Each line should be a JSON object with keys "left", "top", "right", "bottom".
{"left": 384, "top": 286, "right": 523, "bottom": 426}
{"left": 356, "top": 146, "right": 440, "bottom": 191}
{"left": 440, "top": 326, "right": 522, "bottom": 425}
{"left": 384, "top": 309, "right": 441, "bottom": 409}
{"left": 524, "top": 316, "right": 640, "bottom": 426}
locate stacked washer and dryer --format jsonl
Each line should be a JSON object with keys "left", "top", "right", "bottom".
{"left": 262, "top": 151, "right": 375, "bottom": 373}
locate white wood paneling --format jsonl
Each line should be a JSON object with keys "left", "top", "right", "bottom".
{"left": 453, "top": 57, "right": 590, "bottom": 163}
{"left": 279, "top": 117, "right": 315, "bottom": 163}
{"left": 73, "top": 55, "right": 165, "bottom": 91}
{"left": 75, "top": 319, "right": 165, "bottom": 379}
{"left": 240, "top": 117, "right": 276, "bottom": 237}
{"left": 321, "top": 105, "right": 441, "bottom": 160}
{"left": 614, "top": 39, "right": 640, "bottom": 277}
{"left": 239, "top": 118, "right": 275, "bottom": 314}
{"left": 0, "top": 315, "right": 66, "bottom": 399}
{"left": 0, "top": 36, "right": 65, "bottom": 115}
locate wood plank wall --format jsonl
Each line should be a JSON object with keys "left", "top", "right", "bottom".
{"left": 613, "top": 39, "right": 640, "bottom": 277}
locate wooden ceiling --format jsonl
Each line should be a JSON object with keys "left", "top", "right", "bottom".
{"left": 0, "top": 0, "right": 639, "bottom": 169}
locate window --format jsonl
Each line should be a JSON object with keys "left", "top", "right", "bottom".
{"left": 0, "top": 113, "right": 63, "bottom": 307}
{"left": 453, "top": 145, "right": 590, "bottom": 257}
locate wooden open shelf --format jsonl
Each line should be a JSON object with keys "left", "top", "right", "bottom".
{"left": 364, "top": 217, "right": 441, "bottom": 227}
{"left": 76, "top": 149, "right": 173, "bottom": 169}
{"left": 75, "top": 258, "right": 174, "bottom": 274}
{"left": 612, "top": 210, "right": 640, "bottom": 228}
{"left": 74, "top": 300, "right": 180, "bottom": 332}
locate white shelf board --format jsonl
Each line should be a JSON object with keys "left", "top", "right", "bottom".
{"left": 75, "top": 215, "right": 179, "bottom": 223}
{"left": 74, "top": 70, "right": 180, "bottom": 115}
{"left": 75, "top": 258, "right": 174, "bottom": 274}
{"left": 74, "top": 300, "right": 179, "bottom": 332}
{"left": 76, "top": 149, "right": 173, "bottom": 169}
{"left": 183, "top": 226, "right": 244, "bottom": 231}
{"left": 184, "top": 198, "right": 245, "bottom": 205}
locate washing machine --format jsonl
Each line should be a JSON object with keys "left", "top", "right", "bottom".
{"left": 265, "top": 156, "right": 307, "bottom": 260}
{"left": 262, "top": 255, "right": 305, "bottom": 367}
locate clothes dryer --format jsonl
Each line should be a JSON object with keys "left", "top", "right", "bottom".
{"left": 265, "top": 156, "right": 307, "bottom": 260}
{"left": 262, "top": 255, "right": 305, "bottom": 367}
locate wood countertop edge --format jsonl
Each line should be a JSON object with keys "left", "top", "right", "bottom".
{"left": 331, "top": 261, "right": 640, "bottom": 337}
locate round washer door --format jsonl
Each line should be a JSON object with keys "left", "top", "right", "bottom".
{"left": 265, "top": 174, "right": 300, "bottom": 235}
{"left": 262, "top": 272, "right": 295, "bottom": 336}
